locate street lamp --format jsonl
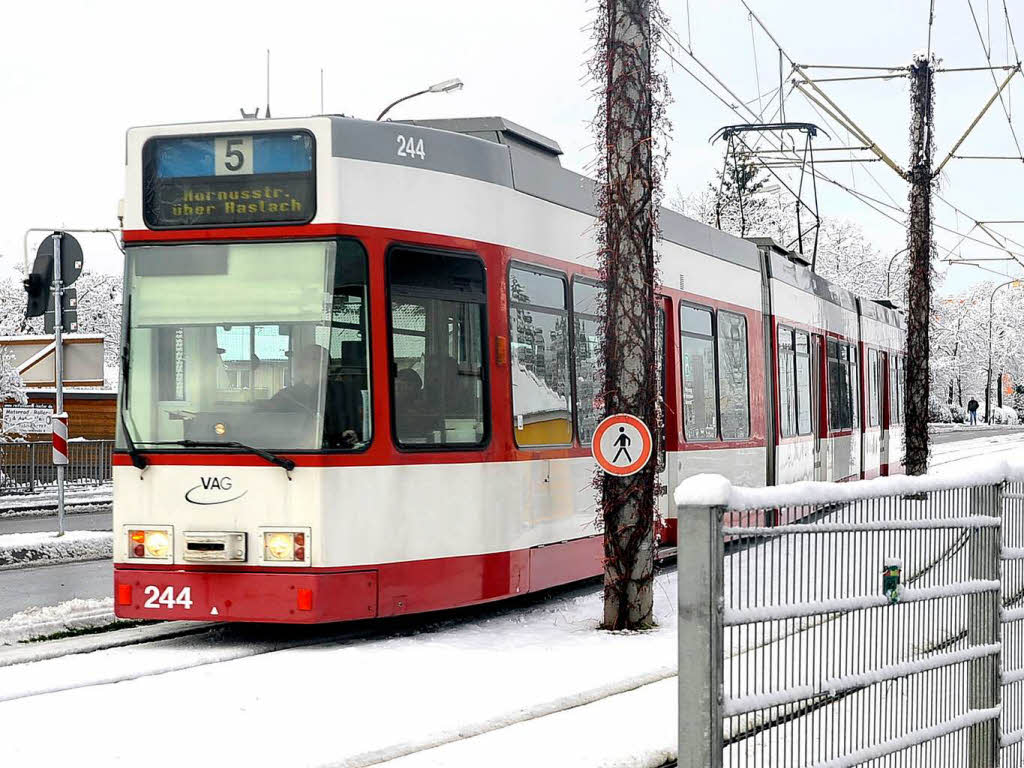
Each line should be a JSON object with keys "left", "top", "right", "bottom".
{"left": 986, "top": 279, "right": 1022, "bottom": 423}
{"left": 886, "top": 247, "right": 909, "bottom": 299}
{"left": 376, "top": 78, "right": 464, "bottom": 121}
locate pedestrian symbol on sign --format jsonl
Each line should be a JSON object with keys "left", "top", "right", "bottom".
{"left": 613, "top": 427, "right": 632, "bottom": 463}
{"left": 592, "top": 414, "right": 653, "bottom": 476}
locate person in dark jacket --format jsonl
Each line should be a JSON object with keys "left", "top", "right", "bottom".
{"left": 967, "top": 397, "right": 980, "bottom": 425}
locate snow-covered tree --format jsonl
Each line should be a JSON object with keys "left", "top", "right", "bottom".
{"left": 0, "top": 268, "right": 123, "bottom": 387}
{"left": 0, "top": 346, "right": 26, "bottom": 406}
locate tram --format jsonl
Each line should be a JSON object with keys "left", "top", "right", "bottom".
{"left": 113, "top": 115, "right": 904, "bottom": 623}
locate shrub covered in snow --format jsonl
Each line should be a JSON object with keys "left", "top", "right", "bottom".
{"left": 990, "top": 405, "right": 1020, "bottom": 425}
{"left": 929, "top": 396, "right": 953, "bottom": 423}
{"left": 950, "top": 404, "right": 967, "bottom": 424}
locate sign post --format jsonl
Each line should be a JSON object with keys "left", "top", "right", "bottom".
{"left": 24, "top": 230, "right": 84, "bottom": 536}
{"left": 52, "top": 232, "right": 66, "bottom": 536}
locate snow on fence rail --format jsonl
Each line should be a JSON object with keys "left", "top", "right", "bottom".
{"left": 675, "top": 467, "right": 1024, "bottom": 768}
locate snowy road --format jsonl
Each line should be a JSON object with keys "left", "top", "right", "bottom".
{"left": 0, "top": 559, "right": 111, "bottom": 618}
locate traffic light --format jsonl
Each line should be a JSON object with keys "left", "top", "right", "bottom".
{"left": 24, "top": 271, "right": 49, "bottom": 318}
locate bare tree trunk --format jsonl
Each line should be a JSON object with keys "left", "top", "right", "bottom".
{"left": 595, "top": 0, "right": 662, "bottom": 630}
{"left": 905, "top": 54, "right": 936, "bottom": 475}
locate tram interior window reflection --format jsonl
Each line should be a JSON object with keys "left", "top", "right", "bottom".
{"left": 572, "top": 279, "right": 603, "bottom": 444}
{"left": 681, "top": 304, "right": 717, "bottom": 441}
{"left": 778, "top": 326, "right": 796, "bottom": 438}
{"left": 827, "top": 340, "right": 858, "bottom": 432}
{"left": 717, "top": 311, "right": 749, "bottom": 440}
{"left": 868, "top": 348, "right": 880, "bottom": 427}
{"left": 509, "top": 266, "right": 571, "bottom": 447}
{"left": 794, "top": 331, "right": 812, "bottom": 436}
{"left": 390, "top": 250, "right": 487, "bottom": 447}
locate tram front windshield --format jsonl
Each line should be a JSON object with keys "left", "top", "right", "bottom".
{"left": 118, "top": 240, "right": 371, "bottom": 452}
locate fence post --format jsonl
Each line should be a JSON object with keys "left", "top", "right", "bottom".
{"left": 969, "top": 483, "right": 1003, "bottom": 768}
{"left": 677, "top": 502, "right": 724, "bottom": 768}
{"left": 27, "top": 440, "right": 35, "bottom": 493}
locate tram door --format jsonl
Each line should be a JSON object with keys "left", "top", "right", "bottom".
{"left": 879, "top": 351, "right": 891, "bottom": 475}
{"left": 811, "top": 333, "right": 826, "bottom": 481}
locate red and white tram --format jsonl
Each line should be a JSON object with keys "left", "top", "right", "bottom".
{"left": 113, "top": 115, "right": 904, "bottom": 623}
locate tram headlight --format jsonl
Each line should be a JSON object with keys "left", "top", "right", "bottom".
{"left": 261, "top": 530, "right": 309, "bottom": 563}
{"left": 127, "top": 528, "right": 173, "bottom": 560}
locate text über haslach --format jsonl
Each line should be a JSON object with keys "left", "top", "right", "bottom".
{"left": 170, "top": 185, "right": 304, "bottom": 218}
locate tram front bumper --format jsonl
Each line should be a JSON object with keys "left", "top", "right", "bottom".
{"left": 113, "top": 566, "right": 378, "bottom": 623}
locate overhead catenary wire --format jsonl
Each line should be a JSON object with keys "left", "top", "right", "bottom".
{"left": 660, "top": 2, "right": 1024, "bottom": 269}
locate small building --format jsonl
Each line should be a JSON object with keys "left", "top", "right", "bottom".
{"left": 1, "top": 335, "right": 116, "bottom": 440}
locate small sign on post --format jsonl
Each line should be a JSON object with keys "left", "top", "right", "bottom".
{"left": 591, "top": 414, "right": 653, "bottom": 477}
{"left": 2, "top": 404, "right": 54, "bottom": 435}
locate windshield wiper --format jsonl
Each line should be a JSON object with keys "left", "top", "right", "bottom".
{"left": 137, "top": 440, "right": 296, "bottom": 473}
{"left": 119, "top": 296, "right": 148, "bottom": 470}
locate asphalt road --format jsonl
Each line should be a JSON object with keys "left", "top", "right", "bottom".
{"left": 0, "top": 510, "right": 112, "bottom": 535}
{"left": 0, "top": 559, "right": 112, "bottom": 619}
{"left": 930, "top": 426, "right": 1024, "bottom": 445}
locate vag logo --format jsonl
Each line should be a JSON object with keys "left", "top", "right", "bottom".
{"left": 185, "top": 476, "right": 248, "bottom": 505}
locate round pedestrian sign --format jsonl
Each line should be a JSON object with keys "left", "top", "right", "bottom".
{"left": 592, "top": 414, "right": 653, "bottom": 477}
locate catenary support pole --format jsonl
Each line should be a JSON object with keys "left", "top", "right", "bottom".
{"left": 905, "top": 55, "right": 936, "bottom": 476}
{"left": 597, "top": 0, "right": 659, "bottom": 629}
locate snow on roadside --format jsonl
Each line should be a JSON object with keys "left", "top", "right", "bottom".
{"left": 0, "top": 598, "right": 115, "bottom": 646}
{"left": 0, "top": 484, "right": 112, "bottom": 515}
{"left": 0, "top": 530, "right": 112, "bottom": 569}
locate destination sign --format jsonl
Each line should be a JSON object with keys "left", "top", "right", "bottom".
{"left": 143, "top": 131, "right": 315, "bottom": 228}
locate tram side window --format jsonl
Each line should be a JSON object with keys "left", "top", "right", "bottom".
{"left": 717, "top": 311, "right": 749, "bottom": 439}
{"left": 868, "top": 348, "right": 880, "bottom": 427}
{"left": 849, "top": 345, "right": 860, "bottom": 428}
{"left": 324, "top": 241, "right": 372, "bottom": 448}
{"left": 573, "top": 279, "right": 603, "bottom": 444}
{"left": 389, "top": 250, "right": 487, "bottom": 447}
{"left": 890, "top": 355, "right": 901, "bottom": 425}
{"left": 795, "top": 331, "right": 812, "bottom": 436}
{"left": 828, "top": 340, "right": 854, "bottom": 431}
{"left": 778, "top": 326, "right": 797, "bottom": 438}
{"left": 681, "top": 305, "right": 718, "bottom": 441}
{"left": 510, "top": 266, "right": 572, "bottom": 447}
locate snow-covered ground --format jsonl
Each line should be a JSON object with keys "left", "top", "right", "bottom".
{"left": 0, "top": 483, "right": 112, "bottom": 516}
{"left": 0, "top": 598, "right": 115, "bottom": 646}
{"left": 0, "top": 570, "right": 678, "bottom": 767}
{"left": 0, "top": 529, "right": 111, "bottom": 569}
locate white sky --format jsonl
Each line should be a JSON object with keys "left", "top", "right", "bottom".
{"left": 1, "top": 0, "right": 1021, "bottom": 295}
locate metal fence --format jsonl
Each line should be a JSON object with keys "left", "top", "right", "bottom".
{"left": 0, "top": 439, "right": 113, "bottom": 493}
{"left": 678, "top": 476, "right": 1024, "bottom": 767}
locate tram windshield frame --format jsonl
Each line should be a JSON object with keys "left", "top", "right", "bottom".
{"left": 117, "top": 238, "right": 372, "bottom": 453}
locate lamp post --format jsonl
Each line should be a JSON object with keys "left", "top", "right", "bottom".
{"left": 886, "top": 247, "right": 909, "bottom": 299}
{"left": 376, "top": 78, "right": 464, "bottom": 121}
{"left": 987, "top": 279, "right": 1021, "bottom": 423}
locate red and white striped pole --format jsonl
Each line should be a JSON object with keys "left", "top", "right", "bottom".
{"left": 52, "top": 412, "right": 69, "bottom": 465}
{"left": 52, "top": 411, "right": 69, "bottom": 535}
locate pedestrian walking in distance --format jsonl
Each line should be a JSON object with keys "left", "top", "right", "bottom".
{"left": 968, "top": 397, "right": 980, "bottom": 426}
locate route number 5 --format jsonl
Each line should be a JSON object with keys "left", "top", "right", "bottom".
{"left": 143, "top": 585, "right": 193, "bottom": 610}
{"left": 215, "top": 136, "right": 253, "bottom": 175}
